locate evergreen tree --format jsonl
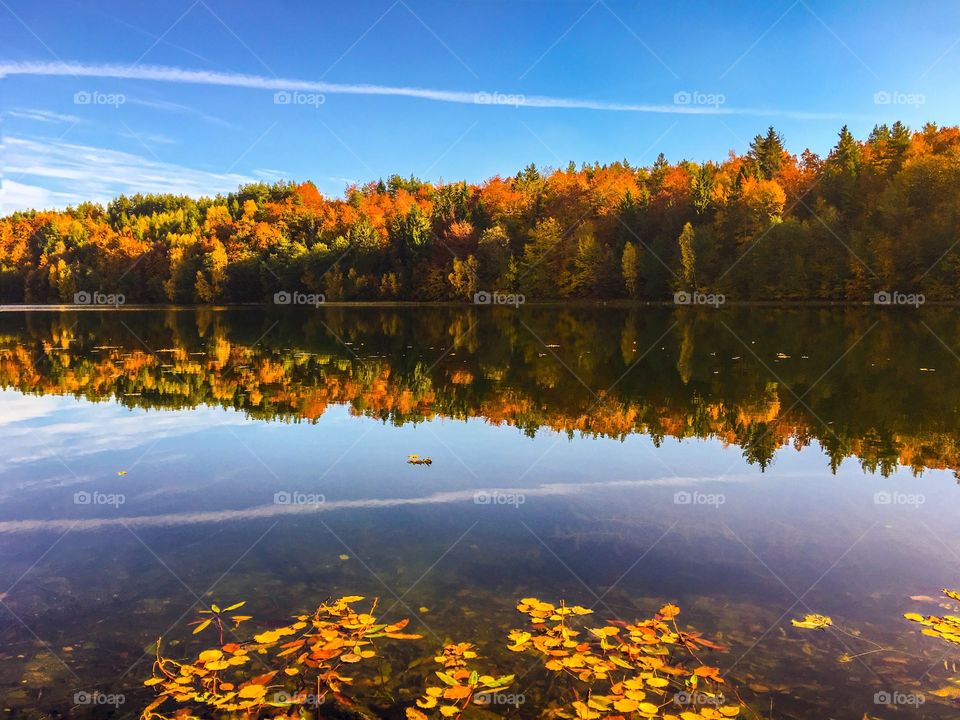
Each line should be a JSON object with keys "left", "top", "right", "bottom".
{"left": 748, "top": 126, "right": 786, "bottom": 180}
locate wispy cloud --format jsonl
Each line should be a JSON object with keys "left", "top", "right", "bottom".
{"left": 1, "top": 135, "right": 254, "bottom": 212}
{"left": 5, "top": 107, "right": 81, "bottom": 123}
{"left": 119, "top": 129, "right": 177, "bottom": 145}
{"left": 0, "top": 60, "right": 851, "bottom": 120}
{"left": 125, "top": 97, "right": 233, "bottom": 127}
{"left": 0, "top": 178, "right": 85, "bottom": 213}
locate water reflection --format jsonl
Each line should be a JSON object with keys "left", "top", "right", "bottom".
{"left": 2, "top": 306, "right": 959, "bottom": 475}
{"left": 1, "top": 307, "right": 960, "bottom": 718}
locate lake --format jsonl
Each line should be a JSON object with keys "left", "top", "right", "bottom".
{"left": 1, "top": 306, "right": 960, "bottom": 719}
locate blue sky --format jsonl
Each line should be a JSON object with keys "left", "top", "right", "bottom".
{"left": 1, "top": 0, "right": 958, "bottom": 211}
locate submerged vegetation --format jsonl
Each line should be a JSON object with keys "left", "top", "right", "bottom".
{"left": 5, "top": 123, "right": 960, "bottom": 303}
{"left": 142, "top": 596, "right": 746, "bottom": 720}
{"left": 139, "top": 589, "right": 960, "bottom": 719}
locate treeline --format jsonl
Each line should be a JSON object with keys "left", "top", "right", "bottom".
{"left": 2, "top": 122, "right": 960, "bottom": 303}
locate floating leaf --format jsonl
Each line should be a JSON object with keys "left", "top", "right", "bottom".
{"left": 237, "top": 683, "right": 266, "bottom": 699}
{"left": 791, "top": 614, "right": 833, "bottom": 630}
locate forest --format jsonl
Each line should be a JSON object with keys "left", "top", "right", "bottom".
{"left": 2, "top": 122, "right": 960, "bottom": 303}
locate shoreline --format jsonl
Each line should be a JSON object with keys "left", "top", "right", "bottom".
{"left": 1, "top": 300, "right": 958, "bottom": 311}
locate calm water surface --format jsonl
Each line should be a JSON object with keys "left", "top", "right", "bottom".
{"left": 2, "top": 307, "right": 960, "bottom": 719}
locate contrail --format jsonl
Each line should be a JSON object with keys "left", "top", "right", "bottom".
{"left": 0, "top": 60, "right": 849, "bottom": 120}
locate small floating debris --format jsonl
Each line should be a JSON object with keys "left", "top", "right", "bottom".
{"left": 920, "top": 367, "right": 935, "bottom": 372}
{"left": 776, "top": 352, "right": 790, "bottom": 359}
{"left": 338, "top": 554, "right": 350, "bottom": 561}
{"left": 791, "top": 613, "right": 833, "bottom": 630}
{"left": 407, "top": 454, "right": 433, "bottom": 465}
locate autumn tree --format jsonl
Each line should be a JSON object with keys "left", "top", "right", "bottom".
{"left": 677, "top": 222, "right": 696, "bottom": 289}
{"left": 621, "top": 242, "right": 642, "bottom": 298}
